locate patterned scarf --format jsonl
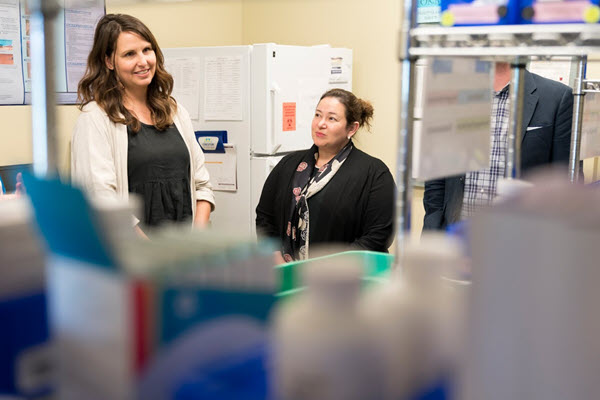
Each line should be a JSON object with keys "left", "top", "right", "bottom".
{"left": 282, "top": 141, "right": 353, "bottom": 261}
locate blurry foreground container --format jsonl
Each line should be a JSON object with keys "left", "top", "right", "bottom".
{"left": 270, "top": 243, "right": 461, "bottom": 400}
{"left": 0, "top": 198, "right": 51, "bottom": 398}
{"left": 271, "top": 252, "right": 386, "bottom": 400}
{"left": 277, "top": 250, "right": 393, "bottom": 297}
{"left": 22, "top": 175, "right": 277, "bottom": 400}
{"left": 358, "top": 234, "right": 468, "bottom": 400}
{"left": 22, "top": 175, "right": 403, "bottom": 400}
{"left": 461, "top": 180, "right": 600, "bottom": 400}
{"left": 175, "top": 251, "right": 396, "bottom": 400}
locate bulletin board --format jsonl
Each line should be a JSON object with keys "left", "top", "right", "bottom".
{"left": 0, "top": 0, "right": 105, "bottom": 105}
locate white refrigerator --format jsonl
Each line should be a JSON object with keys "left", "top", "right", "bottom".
{"left": 163, "top": 43, "right": 352, "bottom": 237}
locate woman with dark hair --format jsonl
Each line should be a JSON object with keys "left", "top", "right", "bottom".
{"left": 256, "top": 88, "right": 395, "bottom": 262}
{"left": 71, "top": 14, "right": 214, "bottom": 234}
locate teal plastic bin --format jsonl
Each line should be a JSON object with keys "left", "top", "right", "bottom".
{"left": 276, "top": 250, "right": 394, "bottom": 298}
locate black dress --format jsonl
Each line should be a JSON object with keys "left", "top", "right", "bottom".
{"left": 127, "top": 123, "right": 193, "bottom": 227}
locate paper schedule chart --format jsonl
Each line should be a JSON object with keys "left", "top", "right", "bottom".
{"left": 0, "top": 1, "right": 24, "bottom": 105}
{"left": 0, "top": 0, "right": 104, "bottom": 105}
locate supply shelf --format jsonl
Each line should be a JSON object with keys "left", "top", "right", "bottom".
{"left": 394, "top": 3, "right": 598, "bottom": 261}
{"left": 410, "top": 24, "right": 600, "bottom": 57}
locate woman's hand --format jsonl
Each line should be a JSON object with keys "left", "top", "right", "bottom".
{"left": 273, "top": 251, "right": 286, "bottom": 265}
{"left": 15, "top": 172, "right": 25, "bottom": 195}
{"left": 134, "top": 224, "right": 149, "bottom": 240}
{"left": 194, "top": 200, "right": 212, "bottom": 228}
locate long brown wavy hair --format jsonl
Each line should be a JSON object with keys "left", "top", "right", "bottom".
{"left": 78, "top": 14, "right": 176, "bottom": 132}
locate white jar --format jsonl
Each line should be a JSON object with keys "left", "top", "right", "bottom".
{"left": 360, "top": 233, "right": 467, "bottom": 400}
{"left": 361, "top": 278, "right": 433, "bottom": 400}
{"left": 271, "top": 253, "right": 384, "bottom": 400}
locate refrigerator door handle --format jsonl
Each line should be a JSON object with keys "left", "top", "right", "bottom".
{"left": 270, "top": 82, "right": 281, "bottom": 154}
{"left": 251, "top": 150, "right": 296, "bottom": 158}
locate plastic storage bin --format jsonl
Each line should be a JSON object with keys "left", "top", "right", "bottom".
{"left": 276, "top": 250, "right": 394, "bottom": 297}
{"left": 519, "top": 0, "right": 600, "bottom": 24}
{"left": 440, "top": 0, "right": 520, "bottom": 26}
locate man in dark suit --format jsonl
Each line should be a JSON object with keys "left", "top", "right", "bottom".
{"left": 423, "top": 62, "right": 574, "bottom": 230}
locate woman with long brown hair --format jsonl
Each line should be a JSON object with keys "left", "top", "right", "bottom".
{"left": 71, "top": 14, "right": 214, "bottom": 234}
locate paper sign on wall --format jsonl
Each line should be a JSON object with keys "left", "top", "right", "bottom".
{"left": 166, "top": 57, "right": 202, "bottom": 120}
{"left": 0, "top": 0, "right": 104, "bottom": 105}
{"left": 204, "top": 56, "right": 243, "bottom": 121}
{"left": 282, "top": 102, "right": 296, "bottom": 132}
{"left": 204, "top": 145, "right": 237, "bottom": 192}
{"left": 329, "top": 56, "right": 350, "bottom": 84}
{"left": 528, "top": 59, "right": 573, "bottom": 87}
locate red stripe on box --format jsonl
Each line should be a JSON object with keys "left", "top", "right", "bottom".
{"left": 132, "top": 281, "right": 151, "bottom": 374}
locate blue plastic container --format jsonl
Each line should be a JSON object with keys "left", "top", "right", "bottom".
{"left": 440, "top": 0, "right": 520, "bottom": 26}
{"left": 519, "top": 0, "right": 600, "bottom": 24}
{"left": 174, "top": 342, "right": 270, "bottom": 400}
{"left": 0, "top": 292, "right": 51, "bottom": 398}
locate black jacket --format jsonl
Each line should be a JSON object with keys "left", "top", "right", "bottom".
{"left": 256, "top": 147, "right": 395, "bottom": 253}
{"left": 423, "top": 70, "right": 574, "bottom": 230}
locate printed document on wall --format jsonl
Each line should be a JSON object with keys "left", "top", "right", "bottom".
{"left": 165, "top": 57, "right": 202, "bottom": 120}
{"left": 0, "top": 1, "right": 24, "bottom": 105}
{"left": 528, "top": 59, "right": 573, "bottom": 87}
{"left": 64, "top": 0, "right": 105, "bottom": 93}
{"left": 204, "top": 145, "right": 237, "bottom": 192}
{"left": 413, "top": 57, "right": 492, "bottom": 180}
{"left": 46, "top": 0, "right": 67, "bottom": 94}
{"left": 0, "top": 0, "right": 103, "bottom": 105}
{"left": 329, "top": 56, "right": 350, "bottom": 84}
{"left": 204, "top": 56, "right": 242, "bottom": 121}
{"left": 580, "top": 91, "right": 600, "bottom": 159}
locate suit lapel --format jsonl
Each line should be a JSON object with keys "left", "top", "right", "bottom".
{"left": 521, "top": 70, "right": 538, "bottom": 141}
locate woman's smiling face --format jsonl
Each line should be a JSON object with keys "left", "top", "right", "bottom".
{"left": 107, "top": 31, "right": 156, "bottom": 95}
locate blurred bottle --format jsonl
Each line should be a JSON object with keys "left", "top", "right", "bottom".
{"left": 270, "top": 253, "right": 384, "bottom": 400}
{"left": 360, "top": 233, "right": 468, "bottom": 400}
{"left": 460, "top": 176, "right": 600, "bottom": 400}
{"left": 494, "top": 177, "right": 533, "bottom": 204}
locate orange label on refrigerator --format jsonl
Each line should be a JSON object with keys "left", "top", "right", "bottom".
{"left": 282, "top": 102, "right": 296, "bottom": 132}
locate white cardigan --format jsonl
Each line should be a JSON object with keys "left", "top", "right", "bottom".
{"left": 71, "top": 101, "right": 215, "bottom": 224}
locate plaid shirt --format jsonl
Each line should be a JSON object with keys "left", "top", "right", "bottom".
{"left": 461, "top": 85, "right": 510, "bottom": 219}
